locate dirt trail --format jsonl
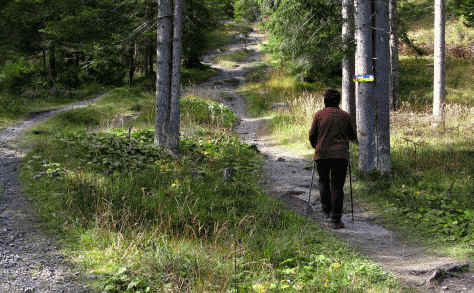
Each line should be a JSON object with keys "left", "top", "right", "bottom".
{"left": 0, "top": 94, "right": 105, "bottom": 292}
{"left": 200, "top": 28, "right": 473, "bottom": 292}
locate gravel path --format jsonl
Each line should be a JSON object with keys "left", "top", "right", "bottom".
{"left": 0, "top": 94, "right": 105, "bottom": 292}
{"left": 200, "top": 27, "right": 473, "bottom": 292}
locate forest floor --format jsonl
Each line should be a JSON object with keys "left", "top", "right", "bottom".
{"left": 199, "top": 27, "right": 473, "bottom": 292}
{"left": 0, "top": 95, "right": 106, "bottom": 292}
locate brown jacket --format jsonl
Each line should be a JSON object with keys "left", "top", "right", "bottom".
{"left": 308, "top": 107, "right": 357, "bottom": 160}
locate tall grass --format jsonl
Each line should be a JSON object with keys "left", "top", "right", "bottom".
{"left": 20, "top": 84, "right": 404, "bottom": 292}
{"left": 245, "top": 63, "right": 473, "bottom": 256}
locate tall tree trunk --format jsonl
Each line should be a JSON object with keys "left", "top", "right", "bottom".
{"left": 375, "top": 0, "right": 391, "bottom": 174}
{"left": 48, "top": 44, "right": 56, "bottom": 88}
{"left": 433, "top": 0, "right": 446, "bottom": 128}
{"left": 129, "top": 42, "right": 136, "bottom": 87}
{"left": 42, "top": 48, "right": 47, "bottom": 78}
{"left": 355, "top": 0, "right": 376, "bottom": 173}
{"left": 389, "top": 0, "right": 400, "bottom": 110}
{"left": 155, "top": 0, "right": 173, "bottom": 147}
{"left": 168, "top": 0, "right": 184, "bottom": 151}
{"left": 341, "top": 0, "right": 356, "bottom": 126}
{"left": 145, "top": 0, "right": 155, "bottom": 79}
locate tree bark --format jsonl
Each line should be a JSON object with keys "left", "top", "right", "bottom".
{"left": 48, "top": 44, "right": 56, "bottom": 88}
{"left": 355, "top": 0, "right": 376, "bottom": 173}
{"left": 433, "top": 0, "right": 446, "bottom": 128}
{"left": 145, "top": 0, "right": 155, "bottom": 79}
{"left": 375, "top": 0, "right": 391, "bottom": 174}
{"left": 128, "top": 42, "right": 136, "bottom": 87}
{"left": 155, "top": 0, "right": 173, "bottom": 147}
{"left": 341, "top": 0, "right": 356, "bottom": 126}
{"left": 389, "top": 0, "right": 400, "bottom": 110}
{"left": 168, "top": 0, "right": 184, "bottom": 151}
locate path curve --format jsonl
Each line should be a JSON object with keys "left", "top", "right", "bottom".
{"left": 0, "top": 93, "right": 106, "bottom": 292}
{"left": 200, "top": 27, "right": 473, "bottom": 292}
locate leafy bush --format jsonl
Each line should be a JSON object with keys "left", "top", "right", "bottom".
{"left": 0, "top": 58, "right": 36, "bottom": 95}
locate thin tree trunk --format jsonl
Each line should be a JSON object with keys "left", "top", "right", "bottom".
{"left": 155, "top": 0, "right": 173, "bottom": 147}
{"left": 375, "top": 0, "right": 391, "bottom": 174}
{"left": 129, "top": 42, "right": 136, "bottom": 87}
{"left": 168, "top": 0, "right": 184, "bottom": 151}
{"left": 433, "top": 0, "right": 446, "bottom": 128}
{"left": 355, "top": 0, "right": 376, "bottom": 173}
{"left": 42, "top": 48, "right": 47, "bottom": 77}
{"left": 145, "top": 0, "right": 155, "bottom": 79}
{"left": 48, "top": 44, "right": 56, "bottom": 88}
{"left": 341, "top": 0, "right": 356, "bottom": 126}
{"left": 389, "top": 0, "right": 400, "bottom": 110}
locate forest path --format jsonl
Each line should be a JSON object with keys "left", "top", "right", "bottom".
{"left": 0, "top": 94, "right": 106, "bottom": 292}
{"left": 199, "top": 26, "right": 473, "bottom": 292}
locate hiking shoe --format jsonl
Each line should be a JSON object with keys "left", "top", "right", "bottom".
{"left": 330, "top": 221, "right": 345, "bottom": 229}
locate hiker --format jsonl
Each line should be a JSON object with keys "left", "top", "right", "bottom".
{"left": 308, "top": 89, "right": 357, "bottom": 229}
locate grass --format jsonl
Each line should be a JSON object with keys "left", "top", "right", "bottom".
{"left": 212, "top": 48, "right": 253, "bottom": 68}
{"left": 399, "top": 0, "right": 473, "bottom": 58}
{"left": 204, "top": 22, "right": 253, "bottom": 53}
{"left": 237, "top": 33, "right": 473, "bottom": 259}
{"left": 20, "top": 85, "right": 405, "bottom": 292}
{"left": 0, "top": 84, "right": 107, "bottom": 129}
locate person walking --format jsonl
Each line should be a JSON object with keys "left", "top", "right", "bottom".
{"left": 308, "top": 89, "right": 357, "bottom": 229}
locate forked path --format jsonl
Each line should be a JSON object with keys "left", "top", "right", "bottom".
{"left": 0, "top": 95, "right": 105, "bottom": 292}
{"left": 201, "top": 28, "right": 473, "bottom": 292}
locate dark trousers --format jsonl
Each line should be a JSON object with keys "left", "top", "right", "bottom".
{"left": 316, "top": 159, "right": 348, "bottom": 222}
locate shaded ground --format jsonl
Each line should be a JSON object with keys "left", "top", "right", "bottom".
{"left": 200, "top": 27, "right": 473, "bottom": 292}
{"left": 0, "top": 94, "right": 105, "bottom": 292}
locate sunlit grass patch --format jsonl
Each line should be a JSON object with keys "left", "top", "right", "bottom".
{"left": 212, "top": 48, "right": 253, "bottom": 68}
{"left": 239, "top": 67, "right": 324, "bottom": 117}
{"left": 399, "top": 56, "right": 474, "bottom": 109}
{"left": 204, "top": 22, "right": 253, "bottom": 53}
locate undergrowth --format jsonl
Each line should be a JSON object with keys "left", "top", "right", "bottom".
{"left": 20, "top": 85, "right": 403, "bottom": 292}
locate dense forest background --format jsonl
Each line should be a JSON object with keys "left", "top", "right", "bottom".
{"left": 1, "top": 0, "right": 471, "bottom": 112}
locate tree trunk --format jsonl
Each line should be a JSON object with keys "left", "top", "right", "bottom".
{"left": 355, "top": 0, "right": 376, "bottom": 173}
{"left": 48, "top": 44, "right": 56, "bottom": 88}
{"left": 433, "top": 0, "right": 446, "bottom": 128}
{"left": 389, "top": 0, "right": 400, "bottom": 110}
{"left": 129, "top": 42, "right": 136, "bottom": 87}
{"left": 341, "top": 0, "right": 356, "bottom": 126}
{"left": 155, "top": 0, "right": 173, "bottom": 147}
{"left": 42, "top": 48, "right": 47, "bottom": 78}
{"left": 145, "top": 0, "right": 155, "bottom": 79}
{"left": 375, "top": 0, "right": 391, "bottom": 174}
{"left": 168, "top": 0, "right": 184, "bottom": 151}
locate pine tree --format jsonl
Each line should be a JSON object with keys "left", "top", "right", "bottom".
{"left": 341, "top": 0, "right": 356, "bottom": 125}
{"left": 155, "top": 0, "right": 184, "bottom": 151}
{"left": 389, "top": 0, "right": 400, "bottom": 110}
{"left": 375, "top": 0, "right": 391, "bottom": 174}
{"left": 355, "top": 0, "right": 376, "bottom": 173}
{"left": 433, "top": 0, "right": 446, "bottom": 128}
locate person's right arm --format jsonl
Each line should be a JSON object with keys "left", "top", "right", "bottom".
{"left": 308, "top": 114, "right": 319, "bottom": 148}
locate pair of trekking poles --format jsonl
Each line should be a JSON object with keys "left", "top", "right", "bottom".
{"left": 307, "top": 158, "right": 354, "bottom": 223}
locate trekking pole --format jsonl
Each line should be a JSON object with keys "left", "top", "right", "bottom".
{"left": 348, "top": 157, "right": 354, "bottom": 223}
{"left": 307, "top": 160, "right": 316, "bottom": 206}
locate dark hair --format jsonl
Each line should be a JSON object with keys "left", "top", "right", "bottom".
{"left": 324, "top": 89, "right": 341, "bottom": 107}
